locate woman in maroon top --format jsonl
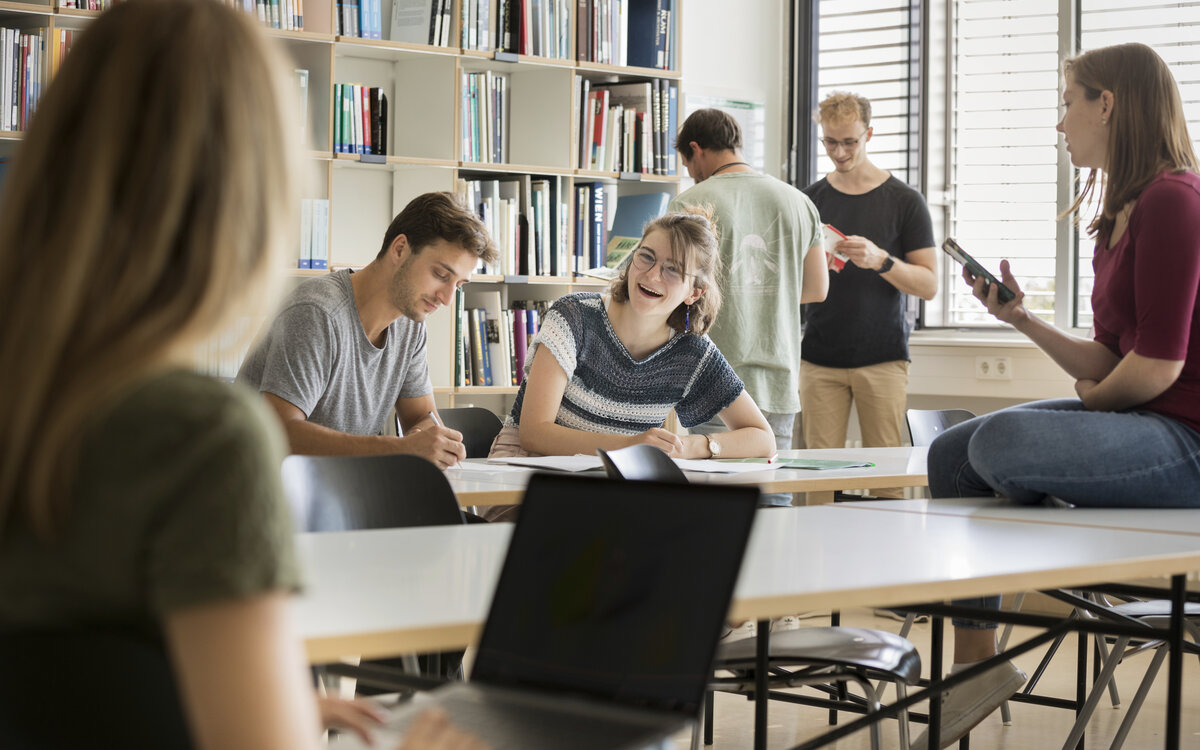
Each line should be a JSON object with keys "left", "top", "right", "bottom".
{"left": 917, "top": 43, "right": 1200, "bottom": 749}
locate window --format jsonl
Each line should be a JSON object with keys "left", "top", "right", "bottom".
{"left": 942, "top": 0, "right": 1061, "bottom": 327}
{"left": 813, "top": 0, "right": 921, "bottom": 187}
{"left": 1075, "top": 0, "right": 1200, "bottom": 328}
{"left": 797, "top": 0, "right": 1200, "bottom": 330}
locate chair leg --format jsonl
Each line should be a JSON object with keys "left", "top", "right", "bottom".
{"left": 690, "top": 695, "right": 704, "bottom": 750}
{"left": 1109, "top": 645, "right": 1168, "bottom": 750}
{"left": 997, "top": 592, "right": 1026, "bottom": 725}
{"left": 704, "top": 689, "right": 714, "bottom": 746}
{"left": 1092, "top": 632, "right": 1121, "bottom": 708}
{"left": 1060, "top": 636, "right": 1131, "bottom": 750}
{"left": 896, "top": 682, "right": 912, "bottom": 750}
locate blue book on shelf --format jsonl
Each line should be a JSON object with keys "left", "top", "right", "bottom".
{"left": 610, "top": 191, "right": 670, "bottom": 240}
{"left": 626, "top": 0, "right": 663, "bottom": 69}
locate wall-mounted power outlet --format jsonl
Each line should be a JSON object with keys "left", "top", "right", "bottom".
{"left": 975, "top": 356, "right": 1013, "bottom": 381}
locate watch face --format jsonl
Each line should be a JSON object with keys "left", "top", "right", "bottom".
{"left": 708, "top": 438, "right": 722, "bottom": 456}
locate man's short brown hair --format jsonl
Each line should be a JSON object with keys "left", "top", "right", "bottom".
{"left": 813, "top": 91, "right": 872, "bottom": 128}
{"left": 674, "top": 108, "right": 742, "bottom": 160}
{"left": 377, "top": 191, "right": 498, "bottom": 264}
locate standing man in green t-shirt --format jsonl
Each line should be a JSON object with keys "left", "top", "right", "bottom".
{"left": 669, "top": 108, "right": 829, "bottom": 507}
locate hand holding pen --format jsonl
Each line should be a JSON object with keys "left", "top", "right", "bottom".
{"left": 403, "top": 410, "right": 465, "bottom": 469}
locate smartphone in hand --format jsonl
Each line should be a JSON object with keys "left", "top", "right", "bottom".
{"left": 942, "top": 238, "right": 1016, "bottom": 303}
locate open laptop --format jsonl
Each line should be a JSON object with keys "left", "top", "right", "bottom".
{"left": 366, "top": 473, "right": 760, "bottom": 750}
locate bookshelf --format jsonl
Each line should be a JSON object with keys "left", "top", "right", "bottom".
{"left": 14, "top": 0, "right": 683, "bottom": 406}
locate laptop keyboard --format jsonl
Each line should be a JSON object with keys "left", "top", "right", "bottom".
{"left": 386, "top": 685, "right": 679, "bottom": 750}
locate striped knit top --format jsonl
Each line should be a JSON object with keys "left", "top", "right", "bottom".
{"left": 506, "top": 293, "right": 744, "bottom": 433}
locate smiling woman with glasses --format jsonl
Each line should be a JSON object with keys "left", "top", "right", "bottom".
{"left": 483, "top": 206, "right": 776, "bottom": 511}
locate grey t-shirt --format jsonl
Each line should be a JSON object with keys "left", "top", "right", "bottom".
{"left": 238, "top": 269, "right": 432, "bottom": 436}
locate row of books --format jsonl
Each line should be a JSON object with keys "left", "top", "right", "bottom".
{"left": 491, "top": 0, "right": 571, "bottom": 57}
{"left": 574, "top": 181, "right": 613, "bottom": 273}
{"left": 390, "top": 0, "right": 454, "bottom": 45}
{"left": 59, "top": 0, "right": 117, "bottom": 9}
{"left": 298, "top": 198, "right": 331, "bottom": 269}
{"left": 0, "top": 28, "right": 45, "bottom": 134}
{"left": 458, "top": 176, "right": 572, "bottom": 277}
{"left": 577, "top": 77, "right": 677, "bottom": 175}
{"left": 454, "top": 292, "right": 550, "bottom": 387}
{"left": 461, "top": 71, "right": 507, "bottom": 163}
{"left": 334, "top": 83, "right": 388, "bottom": 155}
{"left": 223, "top": 0, "right": 305, "bottom": 31}
{"left": 577, "top": 0, "right": 674, "bottom": 69}
{"left": 337, "top": 0, "right": 383, "bottom": 38}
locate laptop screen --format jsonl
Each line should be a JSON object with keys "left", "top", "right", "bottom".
{"left": 471, "top": 473, "right": 759, "bottom": 716}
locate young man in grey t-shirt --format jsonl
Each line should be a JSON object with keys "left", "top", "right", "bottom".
{"left": 239, "top": 192, "right": 498, "bottom": 469}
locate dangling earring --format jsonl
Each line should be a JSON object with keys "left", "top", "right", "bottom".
{"left": 684, "top": 305, "right": 691, "bottom": 333}
{"left": 1101, "top": 117, "right": 1108, "bottom": 125}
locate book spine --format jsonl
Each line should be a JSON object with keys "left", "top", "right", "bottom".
{"left": 299, "top": 198, "right": 313, "bottom": 268}
{"left": 312, "top": 200, "right": 329, "bottom": 269}
{"left": 453, "top": 288, "right": 464, "bottom": 386}
{"left": 360, "top": 84, "right": 372, "bottom": 154}
{"left": 589, "top": 183, "right": 604, "bottom": 269}
{"left": 666, "top": 82, "right": 677, "bottom": 175}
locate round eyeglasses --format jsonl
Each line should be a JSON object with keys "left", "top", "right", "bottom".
{"left": 630, "top": 248, "right": 687, "bottom": 285}
{"left": 820, "top": 131, "right": 868, "bottom": 151}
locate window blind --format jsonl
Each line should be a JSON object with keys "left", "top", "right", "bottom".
{"left": 1075, "top": 0, "right": 1200, "bottom": 328}
{"left": 948, "top": 0, "right": 1060, "bottom": 326}
{"left": 815, "top": 0, "right": 919, "bottom": 186}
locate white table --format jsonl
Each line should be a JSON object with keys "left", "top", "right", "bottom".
{"left": 294, "top": 503, "right": 1200, "bottom": 749}
{"left": 445, "top": 446, "right": 929, "bottom": 506}
{"left": 295, "top": 504, "right": 1200, "bottom": 659}
{"left": 835, "top": 495, "right": 1200, "bottom": 537}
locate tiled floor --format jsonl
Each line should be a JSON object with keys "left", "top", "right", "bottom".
{"left": 674, "top": 608, "right": 1200, "bottom": 750}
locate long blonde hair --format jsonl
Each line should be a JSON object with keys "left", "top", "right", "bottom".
{"left": 1063, "top": 43, "right": 1199, "bottom": 239}
{"left": 0, "top": 0, "right": 304, "bottom": 537}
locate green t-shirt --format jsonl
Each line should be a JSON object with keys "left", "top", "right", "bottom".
{"left": 670, "top": 173, "right": 822, "bottom": 413}
{"left": 0, "top": 370, "right": 301, "bottom": 636}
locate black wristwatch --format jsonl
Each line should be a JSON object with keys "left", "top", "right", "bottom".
{"left": 877, "top": 255, "right": 896, "bottom": 274}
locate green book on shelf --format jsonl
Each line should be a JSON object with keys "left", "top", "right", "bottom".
{"left": 719, "top": 457, "right": 876, "bottom": 470}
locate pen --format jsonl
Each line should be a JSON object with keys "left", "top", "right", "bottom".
{"left": 428, "top": 410, "right": 444, "bottom": 427}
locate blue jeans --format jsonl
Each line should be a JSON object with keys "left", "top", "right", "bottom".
{"left": 929, "top": 398, "right": 1200, "bottom": 628}
{"left": 692, "top": 411, "right": 795, "bottom": 507}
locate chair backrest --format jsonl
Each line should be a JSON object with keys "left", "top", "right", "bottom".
{"left": 437, "top": 407, "right": 504, "bottom": 458}
{"left": 0, "top": 629, "right": 193, "bottom": 749}
{"left": 905, "top": 408, "right": 976, "bottom": 447}
{"left": 597, "top": 444, "right": 688, "bottom": 483}
{"left": 281, "top": 454, "right": 464, "bottom": 532}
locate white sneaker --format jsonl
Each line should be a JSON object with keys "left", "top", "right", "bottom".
{"left": 912, "top": 660, "right": 1027, "bottom": 749}
{"left": 720, "top": 620, "right": 757, "bottom": 643}
{"left": 770, "top": 616, "right": 801, "bottom": 632}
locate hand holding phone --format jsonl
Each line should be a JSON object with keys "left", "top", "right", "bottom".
{"left": 941, "top": 238, "right": 1016, "bottom": 303}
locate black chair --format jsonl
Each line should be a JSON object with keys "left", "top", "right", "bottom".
{"left": 0, "top": 629, "right": 193, "bottom": 749}
{"left": 597, "top": 444, "right": 919, "bottom": 750}
{"left": 597, "top": 443, "right": 687, "bottom": 483}
{"left": 282, "top": 453, "right": 466, "bottom": 688}
{"left": 437, "top": 407, "right": 504, "bottom": 459}
{"left": 282, "top": 453, "right": 465, "bottom": 531}
{"left": 904, "top": 408, "right": 976, "bottom": 447}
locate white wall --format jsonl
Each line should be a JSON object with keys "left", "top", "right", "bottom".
{"left": 679, "top": 0, "right": 788, "bottom": 178}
